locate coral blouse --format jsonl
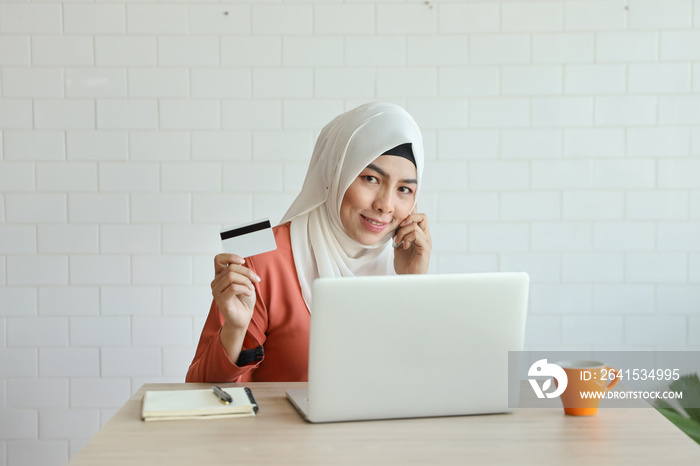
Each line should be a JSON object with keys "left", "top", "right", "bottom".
{"left": 186, "top": 222, "right": 310, "bottom": 383}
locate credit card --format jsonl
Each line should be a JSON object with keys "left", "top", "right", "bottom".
{"left": 220, "top": 218, "right": 277, "bottom": 258}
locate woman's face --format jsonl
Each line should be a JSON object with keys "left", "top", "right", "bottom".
{"left": 340, "top": 155, "right": 417, "bottom": 246}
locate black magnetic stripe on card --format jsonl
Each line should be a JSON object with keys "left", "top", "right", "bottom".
{"left": 220, "top": 220, "right": 272, "bottom": 240}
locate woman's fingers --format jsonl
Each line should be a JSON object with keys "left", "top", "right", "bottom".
{"left": 212, "top": 272, "right": 253, "bottom": 297}
{"left": 210, "top": 254, "right": 259, "bottom": 332}
{"left": 228, "top": 283, "right": 255, "bottom": 297}
{"left": 212, "top": 269, "right": 254, "bottom": 290}
{"left": 395, "top": 214, "right": 429, "bottom": 240}
{"left": 400, "top": 213, "right": 429, "bottom": 232}
{"left": 398, "top": 227, "right": 428, "bottom": 251}
{"left": 214, "top": 253, "right": 245, "bottom": 274}
{"left": 393, "top": 212, "right": 432, "bottom": 275}
{"left": 211, "top": 264, "right": 261, "bottom": 296}
{"left": 394, "top": 218, "right": 430, "bottom": 250}
{"left": 214, "top": 278, "right": 255, "bottom": 298}
{"left": 217, "top": 263, "right": 260, "bottom": 283}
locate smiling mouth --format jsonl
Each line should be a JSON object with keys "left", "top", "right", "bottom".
{"left": 362, "top": 215, "right": 386, "bottom": 226}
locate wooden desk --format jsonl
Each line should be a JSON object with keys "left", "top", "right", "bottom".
{"left": 69, "top": 382, "right": 699, "bottom": 465}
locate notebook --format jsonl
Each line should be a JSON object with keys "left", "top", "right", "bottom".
{"left": 142, "top": 387, "right": 258, "bottom": 422}
{"left": 286, "top": 272, "right": 529, "bottom": 423}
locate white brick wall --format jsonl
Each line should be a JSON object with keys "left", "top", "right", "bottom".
{"left": 500, "top": 253, "right": 561, "bottom": 282}
{"left": 38, "top": 287, "right": 99, "bottom": 316}
{"left": 39, "top": 348, "right": 99, "bottom": 378}
{"left": 439, "top": 3, "right": 500, "bottom": 34}
{"left": 532, "top": 96, "right": 593, "bottom": 127}
{"left": 97, "top": 100, "right": 158, "bottom": 129}
{"left": 530, "top": 283, "right": 592, "bottom": 314}
{"left": 100, "top": 286, "right": 161, "bottom": 316}
{"left": 7, "top": 441, "right": 68, "bottom": 466}
{"left": 593, "top": 284, "right": 655, "bottom": 314}
{"left": 565, "top": 65, "right": 626, "bottom": 95}
{"left": 7, "top": 318, "right": 69, "bottom": 347}
{"left": 0, "top": 226, "right": 35, "bottom": 254}
{"left": 68, "top": 131, "right": 127, "bottom": 161}
{"left": 625, "top": 316, "right": 688, "bottom": 346}
{"left": 95, "top": 37, "right": 156, "bottom": 67}
{"left": 2, "top": 1, "right": 700, "bottom": 463}
{"left": 0, "top": 4, "right": 62, "bottom": 34}
{"left": 470, "top": 35, "right": 531, "bottom": 65}
{"left": 0, "top": 36, "right": 30, "bottom": 66}
{"left": 100, "top": 347, "right": 161, "bottom": 377}
{"left": 657, "top": 285, "right": 700, "bottom": 313}
{"left": 33, "top": 36, "right": 93, "bottom": 67}
{"left": 660, "top": 31, "right": 700, "bottom": 60}
{"left": 2, "top": 68, "right": 64, "bottom": 98}
{"left": 0, "top": 162, "right": 33, "bottom": 191}
{"left": 564, "top": 1, "right": 628, "bottom": 31}
{"left": 562, "top": 315, "right": 624, "bottom": 346}
{"left": 8, "top": 379, "right": 69, "bottom": 409}
{"left": 532, "top": 222, "right": 592, "bottom": 251}
{"left": 627, "top": 127, "right": 690, "bottom": 157}
{"left": 0, "top": 288, "right": 37, "bottom": 316}
{"left": 5, "top": 131, "right": 64, "bottom": 161}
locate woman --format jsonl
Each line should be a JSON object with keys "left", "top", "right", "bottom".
{"left": 186, "top": 102, "right": 431, "bottom": 383}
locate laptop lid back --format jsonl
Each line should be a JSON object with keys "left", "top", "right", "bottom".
{"left": 306, "top": 272, "right": 529, "bottom": 423}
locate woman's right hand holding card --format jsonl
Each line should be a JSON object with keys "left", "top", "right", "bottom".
{"left": 211, "top": 253, "right": 261, "bottom": 361}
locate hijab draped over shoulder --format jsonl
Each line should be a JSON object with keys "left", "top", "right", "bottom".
{"left": 279, "top": 102, "right": 424, "bottom": 310}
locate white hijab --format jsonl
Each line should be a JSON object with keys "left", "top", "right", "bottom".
{"left": 279, "top": 102, "right": 424, "bottom": 310}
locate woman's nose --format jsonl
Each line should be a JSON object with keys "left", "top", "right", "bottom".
{"left": 372, "top": 189, "right": 394, "bottom": 213}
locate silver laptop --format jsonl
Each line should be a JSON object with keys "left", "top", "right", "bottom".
{"left": 286, "top": 272, "right": 529, "bottom": 423}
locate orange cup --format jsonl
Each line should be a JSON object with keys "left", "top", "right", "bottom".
{"left": 554, "top": 360, "right": 619, "bottom": 416}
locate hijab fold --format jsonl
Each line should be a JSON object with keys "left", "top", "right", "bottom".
{"left": 279, "top": 102, "right": 424, "bottom": 311}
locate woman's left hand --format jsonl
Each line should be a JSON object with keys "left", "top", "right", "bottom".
{"left": 393, "top": 212, "right": 432, "bottom": 274}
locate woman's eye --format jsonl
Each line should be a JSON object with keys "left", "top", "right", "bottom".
{"left": 364, "top": 175, "right": 378, "bottom": 183}
{"left": 399, "top": 186, "right": 414, "bottom": 195}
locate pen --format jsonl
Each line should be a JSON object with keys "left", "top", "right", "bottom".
{"left": 212, "top": 385, "right": 233, "bottom": 405}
